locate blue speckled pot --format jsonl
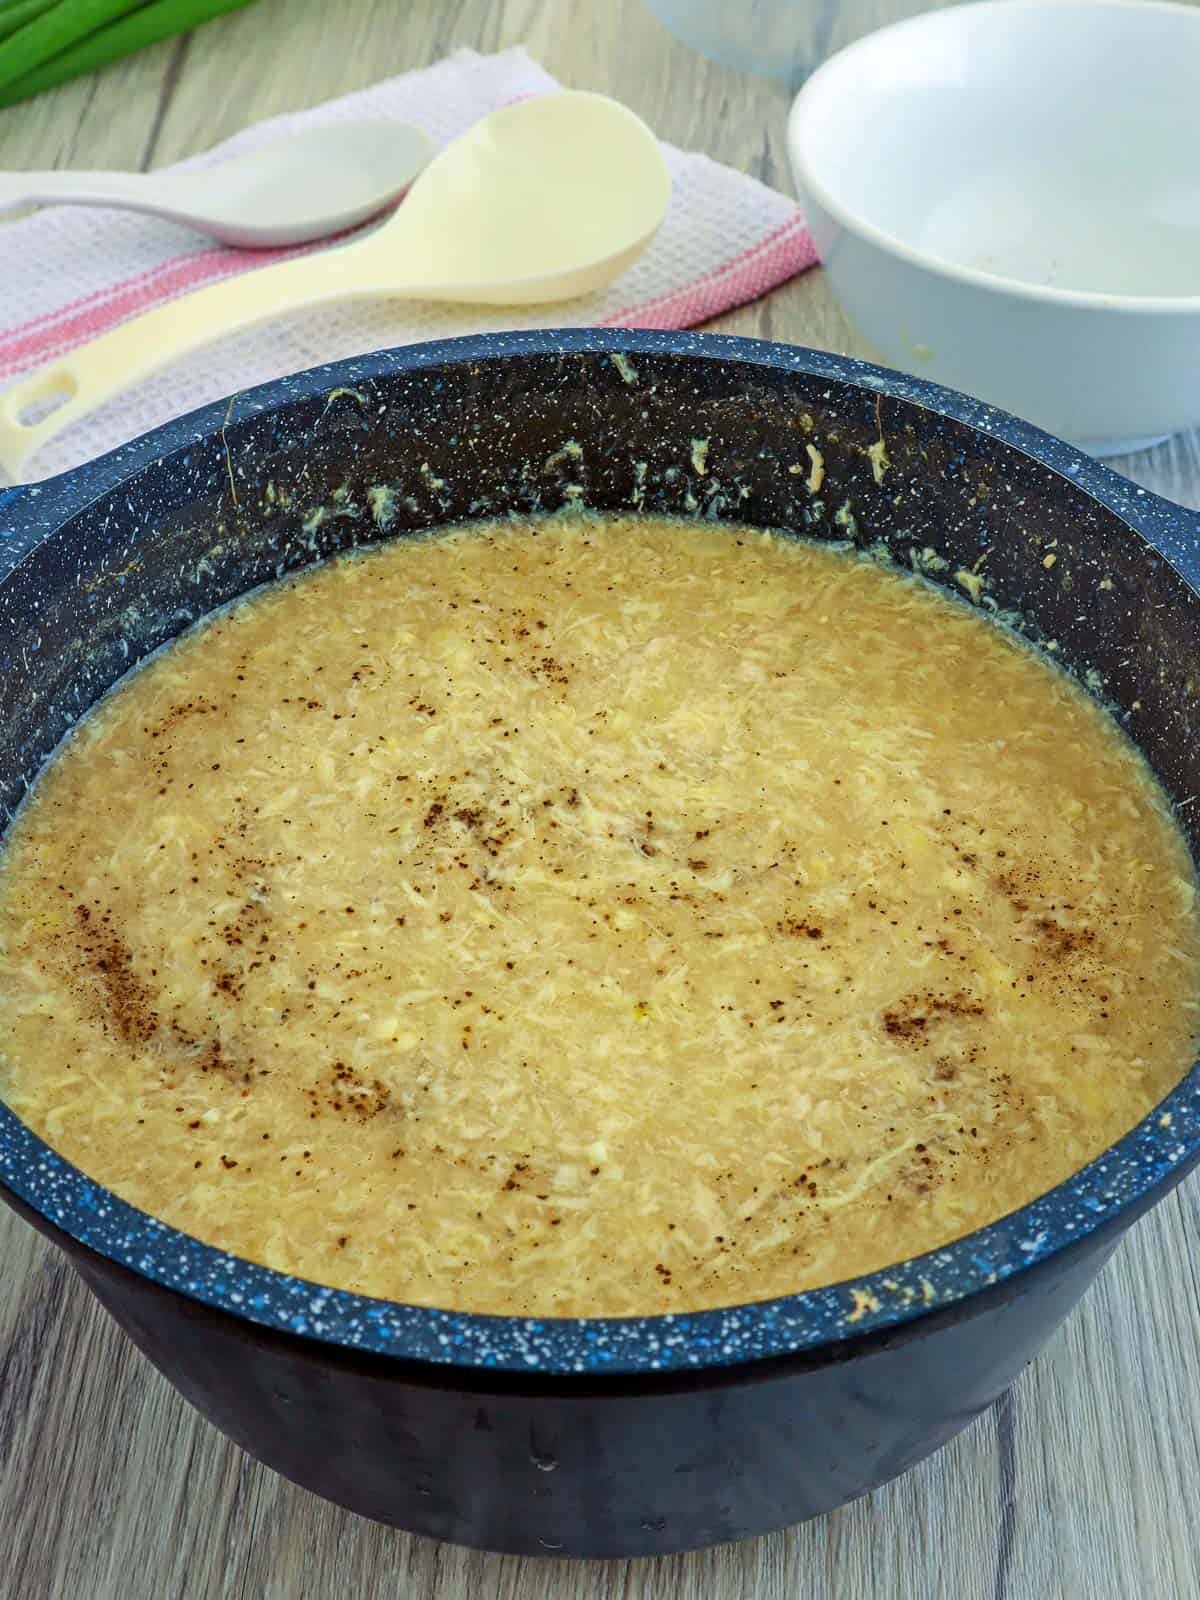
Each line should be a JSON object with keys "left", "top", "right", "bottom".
{"left": 2, "top": 330, "right": 1199, "bottom": 1557}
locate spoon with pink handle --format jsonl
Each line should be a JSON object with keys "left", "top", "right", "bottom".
{"left": 0, "top": 93, "right": 671, "bottom": 481}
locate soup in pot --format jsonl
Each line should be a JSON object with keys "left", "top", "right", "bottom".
{"left": 1, "top": 515, "right": 1197, "bottom": 1315}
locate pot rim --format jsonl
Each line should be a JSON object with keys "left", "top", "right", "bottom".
{"left": 2, "top": 327, "right": 1199, "bottom": 1377}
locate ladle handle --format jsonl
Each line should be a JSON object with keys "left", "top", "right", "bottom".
{"left": 0, "top": 244, "right": 378, "bottom": 480}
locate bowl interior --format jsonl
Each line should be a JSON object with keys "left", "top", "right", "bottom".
{"left": 795, "top": 0, "right": 1200, "bottom": 298}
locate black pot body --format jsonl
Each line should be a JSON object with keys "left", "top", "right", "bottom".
{"left": 5, "top": 1186, "right": 1117, "bottom": 1556}
{"left": 2, "top": 334, "right": 1200, "bottom": 1556}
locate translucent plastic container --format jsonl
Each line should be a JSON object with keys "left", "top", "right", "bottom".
{"left": 643, "top": 0, "right": 948, "bottom": 88}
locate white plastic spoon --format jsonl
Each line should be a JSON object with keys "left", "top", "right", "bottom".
{"left": 0, "top": 121, "right": 435, "bottom": 247}
{"left": 0, "top": 92, "right": 671, "bottom": 480}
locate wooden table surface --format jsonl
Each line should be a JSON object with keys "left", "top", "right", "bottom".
{"left": 2, "top": 3, "right": 1199, "bottom": 1596}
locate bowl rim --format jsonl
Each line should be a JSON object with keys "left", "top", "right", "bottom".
{"left": 2, "top": 326, "right": 1200, "bottom": 1377}
{"left": 787, "top": 0, "right": 1200, "bottom": 315}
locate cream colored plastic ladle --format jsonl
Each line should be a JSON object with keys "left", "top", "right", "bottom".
{"left": 0, "top": 92, "right": 671, "bottom": 479}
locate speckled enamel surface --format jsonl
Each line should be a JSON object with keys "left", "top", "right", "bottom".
{"left": 2, "top": 329, "right": 1200, "bottom": 1376}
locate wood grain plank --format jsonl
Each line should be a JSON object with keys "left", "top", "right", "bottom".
{"left": 0, "top": 35, "right": 184, "bottom": 174}
{"left": 1, "top": 2, "right": 1198, "bottom": 1596}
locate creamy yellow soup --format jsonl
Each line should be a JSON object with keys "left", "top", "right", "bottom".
{"left": 1, "top": 516, "right": 1197, "bottom": 1316}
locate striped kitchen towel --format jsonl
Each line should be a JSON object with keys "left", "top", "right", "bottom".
{"left": 0, "top": 47, "right": 816, "bottom": 481}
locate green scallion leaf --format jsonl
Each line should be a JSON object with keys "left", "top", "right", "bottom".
{"left": 0, "top": 1, "right": 146, "bottom": 94}
{"left": 0, "top": 0, "right": 257, "bottom": 108}
{"left": 0, "top": 0, "right": 61, "bottom": 49}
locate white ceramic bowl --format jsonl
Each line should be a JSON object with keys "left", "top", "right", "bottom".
{"left": 787, "top": 0, "right": 1200, "bottom": 456}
